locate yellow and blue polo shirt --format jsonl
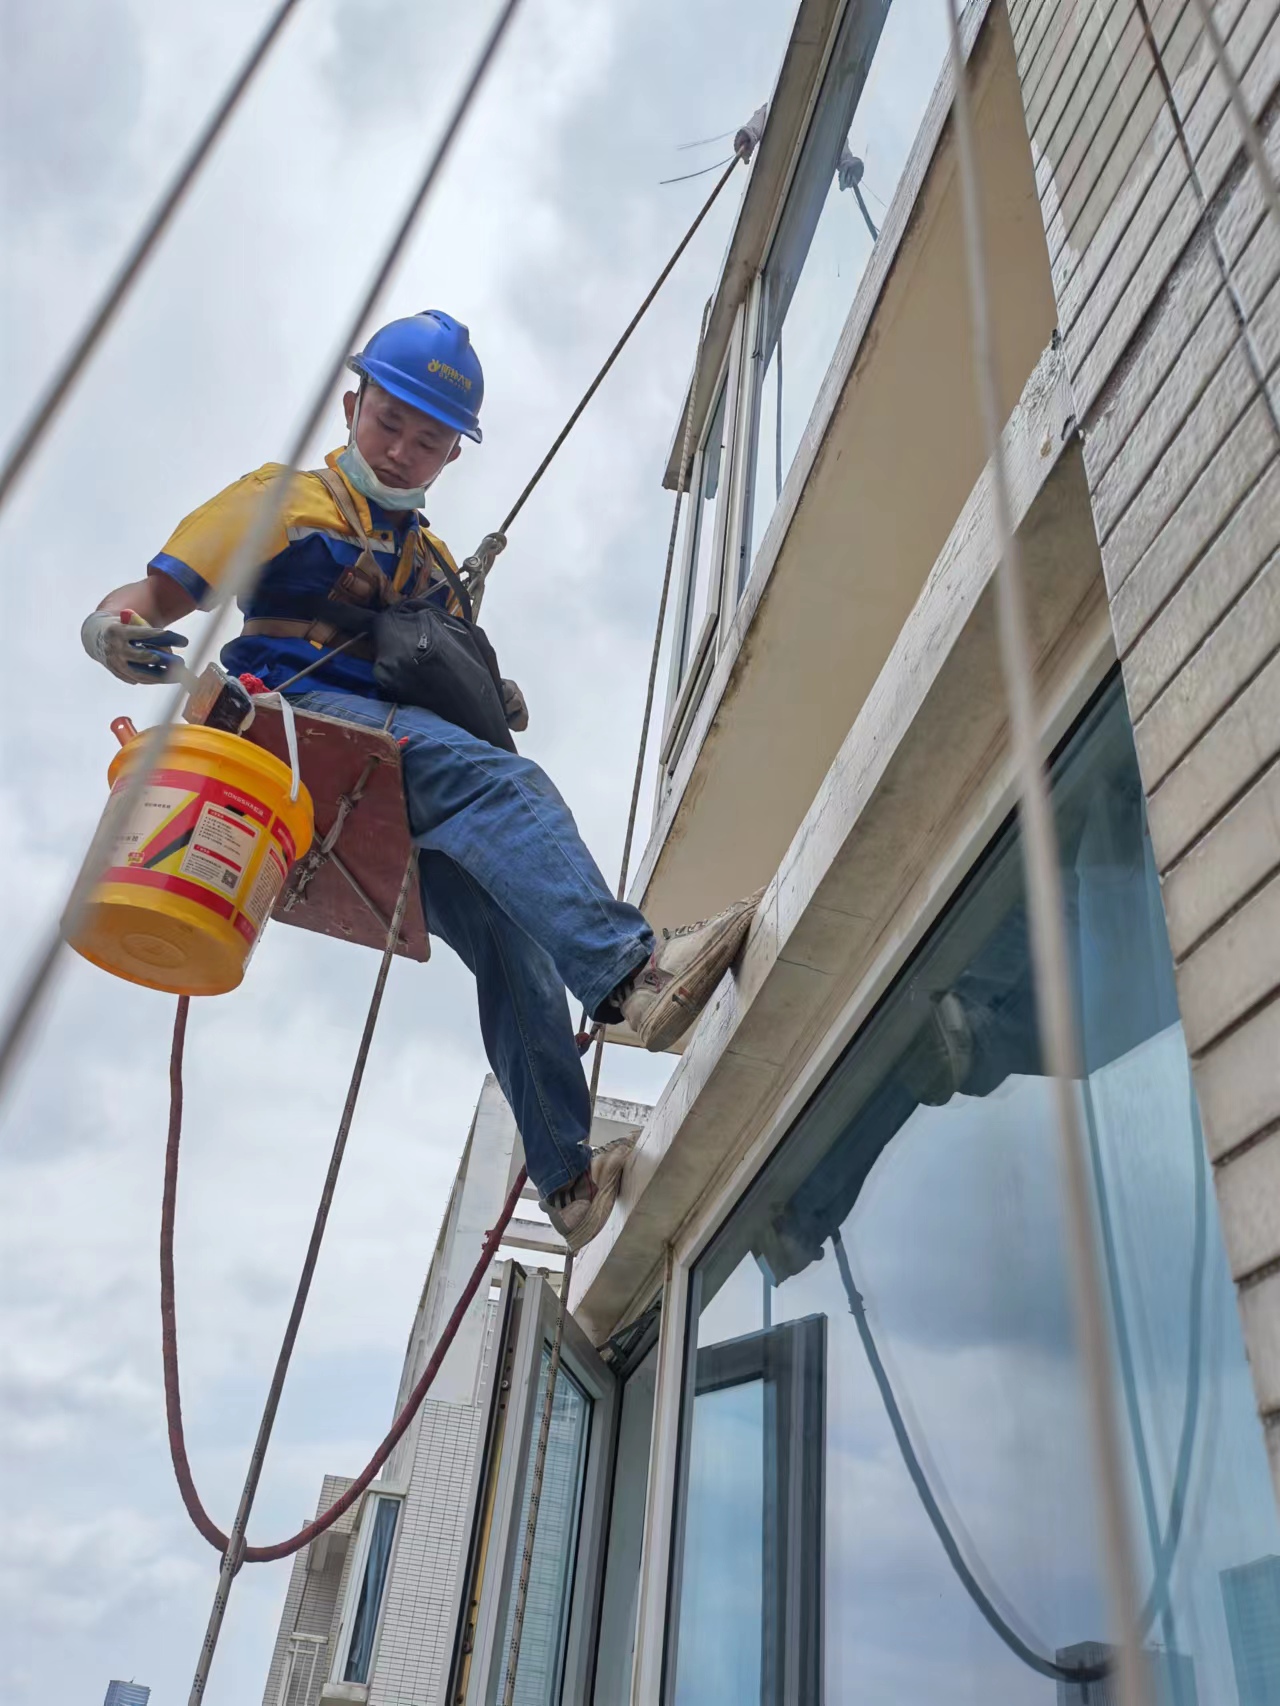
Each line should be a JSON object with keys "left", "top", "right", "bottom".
{"left": 147, "top": 448, "right": 458, "bottom": 697}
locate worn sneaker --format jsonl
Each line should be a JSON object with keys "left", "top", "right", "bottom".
{"left": 541, "top": 1136, "right": 636, "bottom": 1253}
{"left": 620, "top": 890, "right": 763, "bottom": 1053}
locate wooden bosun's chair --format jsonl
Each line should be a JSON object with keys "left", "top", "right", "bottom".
{"left": 244, "top": 697, "right": 429, "bottom": 960}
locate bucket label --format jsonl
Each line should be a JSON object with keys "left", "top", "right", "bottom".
{"left": 180, "top": 802, "right": 260, "bottom": 898}
{"left": 244, "top": 843, "right": 288, "bottom": 931}
{"left": 101, "top": 768, "right": 298, "bottom": 944}
{"left": 108, "top": 785, "right": 193, "bottom": 868}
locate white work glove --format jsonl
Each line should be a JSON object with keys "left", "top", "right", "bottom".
{"left": 501, "top": 678, "right": 529, "bottom": 732}
{"left": 82, "top": 609, "right": 189, "bottom": 684}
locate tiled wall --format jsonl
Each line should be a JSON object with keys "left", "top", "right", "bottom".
{"left": 368, "top": 1400, "right": 486, "bottom": 1706}
{"left": 1009, "top": 0, "right": 1280, "bottom": 1488}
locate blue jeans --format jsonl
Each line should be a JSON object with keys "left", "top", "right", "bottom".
{"left": 288, "top": 688, "right": 654, "bottom": 1198}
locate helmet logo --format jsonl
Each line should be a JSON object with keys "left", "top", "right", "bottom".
{"left": 426, "top": 357, "right": 473, "bottom": 392}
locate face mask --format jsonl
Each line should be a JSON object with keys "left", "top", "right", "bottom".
{"left": 337, "top": 438, "right": 429, "bottom": 513}
{"left": 339, "top": 388, "right": 445, "bottom": 511}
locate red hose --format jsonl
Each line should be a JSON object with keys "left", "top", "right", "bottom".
{"left": 161, "top": 995, "right": 527, "bottom": 1563}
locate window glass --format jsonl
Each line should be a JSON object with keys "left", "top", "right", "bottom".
{"left": 744, "top": 0, "right": 949, "bottom": 589}
{"left": 593, "top": 1345, "right": 658, "bottom": 1706}
{"left": 344, "top": 1495, "right": 399, "bottom": 1684}
{"left": 498, "top": 1351, "right": 592, "bottom": 1706}
{"left": 672, "top": 1380, "right": 764, "bottom": 1706}
{"left": 676, "top": 380, "right": 730, "bottom": 689}
{"left": 668, "top": 678, "right": 1280, "bottom": 1703}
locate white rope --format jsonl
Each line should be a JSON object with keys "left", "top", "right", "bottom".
{"left": 943, "top": 5, "right": 1153, "bottom": 1705}
{"left": 501, "top": 290, "right": 719, "bottom": 1694}
{"left": 1187, "top": 0, "right": 1280, "bottom": 240}
{"left": 0, "top": 0, "right": 307, "bottom": 514}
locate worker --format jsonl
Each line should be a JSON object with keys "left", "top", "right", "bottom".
{"left": 82, "top": 310, "right": 758, "bottom": 1251}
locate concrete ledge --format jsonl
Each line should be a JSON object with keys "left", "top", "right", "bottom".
{"left": 572, "top": 348, "right": 1109, "bottom": 1337}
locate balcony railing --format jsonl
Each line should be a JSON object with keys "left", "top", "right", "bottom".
{"left": 276, "top": 1633, "right": 328, "bottom": 1706}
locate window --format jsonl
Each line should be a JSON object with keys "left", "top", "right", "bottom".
{"left": 451, "top": 1272, "right": 619, "bottom": 1706}
{"left": 677, "top": 380, "right": 730, "bottom": 690}
{"left": 659, "top": 310, "right": 753, "bottom": 779}
{"left": 592, "top": 1335, "right": 659, "bottom": 1705}
{"left": 497, "top": 1352, "right": 593, "bottom": 1705}
{"left": 336, "top": 1492, "right": 401, "bottom": 1686}
{"left": 669, "top": 1318, "right": 824, "bottom": 1706}
{"left": 666, "top": 678, "right": 1280, "bottom": 1703}
{"left": 742, "top": 0, "right": 949, "bottom": 589}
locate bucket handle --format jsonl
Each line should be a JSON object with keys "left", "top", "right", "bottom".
{"left": 277, "top": 694, "right": 301, "bottom": 803}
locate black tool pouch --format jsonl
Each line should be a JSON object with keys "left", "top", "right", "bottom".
{"left": 371, "top": 594, "right": 516, "bottom": 753}
{"left": 303, "top": 556, "right": 516, "bottom": 752}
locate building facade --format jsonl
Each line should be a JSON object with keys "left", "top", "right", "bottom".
{"left": 261, "top": 1081, "right": 649, "bottom": 1706}
{"left": 103, "top": 1685, "right": 151, "bottom": 1706}
{"left": 1221, "top": 1555, "right": 1280, "bottom": 1705}
{"left": 266, "top": 0, "right": 1280, "bottom": 1699}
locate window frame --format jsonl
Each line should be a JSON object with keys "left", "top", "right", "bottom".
{"left": 737, "top": 0, "right": 892, "bottom": 591}
{"left": 328, "top": 1485, "right": 405, "bottom": 1688}
{"left": 627, "top": 623, "right": 1118, "bottom": 1702}
{"left": 443, "top": 1261, "right": 529, "bottom": 1706}
{"left": 662, "top": 1313, "right": 826, "bottom": 1705}
{"left": 587, "top": 1297, "right": 665, "bottom": 1705}
{"left": 460, "top": 1272, "right": 620, "bottom": 1706}
{"left": 659, "top": 313, "right": 748, "bottom": 779}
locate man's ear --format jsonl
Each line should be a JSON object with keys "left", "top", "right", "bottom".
{"left": 446, "top": 441, "right": 463, "bottom": 465}
{"left": 342, "top": 389, "right": 358, "bottom": 430}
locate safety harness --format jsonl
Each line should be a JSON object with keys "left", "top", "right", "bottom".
{"left": 240, "top": 464, "right": 456, "bottom": 659}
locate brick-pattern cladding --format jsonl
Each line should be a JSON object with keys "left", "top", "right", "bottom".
{"left": 367, "top": 1399, "right": 485, "bottom": 1706}
{"left": 1008, "top": 0, "right": 1280, "bottom": 1492}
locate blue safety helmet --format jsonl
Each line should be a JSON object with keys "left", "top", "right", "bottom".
{"left": 348, "top": 310, "right": 484, "bottom": 443}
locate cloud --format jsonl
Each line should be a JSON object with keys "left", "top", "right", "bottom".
{"left": 0, "top": 0, "right": 786, "bottom": 1695}
{"left": 0, "top": 0, "right": 146, "bottom": 223}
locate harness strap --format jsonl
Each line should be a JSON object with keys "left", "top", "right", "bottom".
{"left": 238, "top": 614, "right": 376, "bottom": 658}
{"left": 240, "top": 467, "right": 463, "bottom": 660}
{"left": 305, "top": 466, "right": 397, "bottom": 646}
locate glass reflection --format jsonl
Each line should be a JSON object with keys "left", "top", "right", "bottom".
{"left": 745, "top": 0, "right": 948, "bottom": 589}
{"left": 670, "top": 679, "right": 1280, "bottom": 1704}
{"left": 672, "top": 1380, "right": 764, "bottom": 1706}
{"left": 498, "top": 1352, "right": 591, "bottom": 1706}
{"left": 677, "top": 381, "right": 730, "bottom": 690}
{"left": 593, "top": 1346, "right": 659, "bottom": 1706}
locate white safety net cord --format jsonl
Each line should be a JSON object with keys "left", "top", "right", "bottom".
{"left": 944, "top": 4, "right": 1153, "bottom": 1705}
{"left": 502, "top": 301, "right": 716, "bottom": 1697}
{"left": 1188, "top": 0, "right": 1280, "bottom": 238}
{"left": 0, "top": 0, "right": 307, "bottom": 514}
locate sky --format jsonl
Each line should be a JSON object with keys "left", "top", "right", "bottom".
{"left": 0, "top": 0, "right": 797, "bottom": 1698}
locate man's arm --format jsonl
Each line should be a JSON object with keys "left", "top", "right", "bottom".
{"left": 82, "top": 570, "right": 197, "bottom": 684}
{"left": 96, "top": 572, "right": 198, "bottom": 625}
{"left": 85, "top": 462, "right": 292, "bottom": 684}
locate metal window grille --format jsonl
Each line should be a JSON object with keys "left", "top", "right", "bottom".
{"left": 276, "top": 1633, "right": 327, "bottom": 1706}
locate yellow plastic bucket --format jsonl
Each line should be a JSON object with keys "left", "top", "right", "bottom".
{"left": 69, "top": 723, "right": 314, "bottom": 996}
